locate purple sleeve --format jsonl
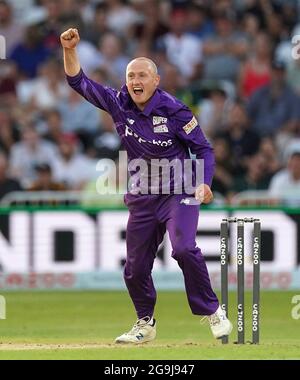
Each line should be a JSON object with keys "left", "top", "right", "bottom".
{"left": 174, "top": 107, "right": 215, "bottom": 186}
{"left": 66, "top": 69, "right": 120, "bottom": 114}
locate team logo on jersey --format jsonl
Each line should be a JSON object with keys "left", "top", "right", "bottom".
{"left": 153, "top": 116, "right": 168, "bottom": 133}
{"left": 183, "top": 116, "right": 198, "bottom": 135}
{"left": 153, "top": 116, "right": 168, "bottom": 126}
{"left": 154, "top": 125, "right": 169, "bottom": 133}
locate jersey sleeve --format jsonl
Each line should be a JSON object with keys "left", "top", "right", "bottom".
{"left": 174, "top": 106, "right": 215, "bottom": 186}
{"left": 66, "top": 69, "right": 120, "bottom": 115}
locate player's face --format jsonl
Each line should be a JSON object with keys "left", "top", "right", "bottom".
{"left": 126, "top": 60, "right": 160, "bottom": 110}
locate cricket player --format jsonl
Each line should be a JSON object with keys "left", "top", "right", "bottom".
{"left": 61, "top": 28, "right": 232, "bottom": 344}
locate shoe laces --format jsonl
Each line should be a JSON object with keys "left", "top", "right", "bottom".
{"left": 200, "top": 313, "right": 221, "bottom": 326}
{"left": 128, "top": 316, "right": 152, "bottom": 335}
{"left": 200, "top": 316, "right": 208, "bottom": 325}
{"left": 208, "top": 313, "right": 221, "bottom": 326}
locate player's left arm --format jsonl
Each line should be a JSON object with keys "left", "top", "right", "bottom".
{"left": 174, "top": 107, "right": 215, "bottom": 204}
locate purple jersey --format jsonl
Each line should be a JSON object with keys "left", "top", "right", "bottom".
{"left": 67, "top": 69, "right": 215, "bottom": 193}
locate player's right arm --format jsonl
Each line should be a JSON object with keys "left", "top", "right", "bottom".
{"left": 60, "top": 28, "right": 81, "bottom": 76}
{"left": 60, "top": 28, "right": 119, "bottom": 114}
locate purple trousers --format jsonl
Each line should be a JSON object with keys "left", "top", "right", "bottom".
{"left": 124, "top": 193, "right": 219, "bottom": 319}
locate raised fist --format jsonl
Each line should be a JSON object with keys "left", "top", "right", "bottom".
{"left": 60, "top": 28, "right": 80, "bottom": 49}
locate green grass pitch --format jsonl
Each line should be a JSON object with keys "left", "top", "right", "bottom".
{"left": 0, "top": 291, "right": 299, "bottom": 360}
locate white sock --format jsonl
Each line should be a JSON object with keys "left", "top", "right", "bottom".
{"left": 149, "top": 317, "right": 154, "bottom": 325}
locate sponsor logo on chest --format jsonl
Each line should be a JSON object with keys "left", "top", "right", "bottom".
{"left": 125, "top": 125, "right": 172, "bottom": 147}
{"left": 153, "top": 116, "right": 169, "bottom": 133}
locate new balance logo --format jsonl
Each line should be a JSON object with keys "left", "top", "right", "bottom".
{"left": 180, "top": 198, "right": 191, "bottom": 205}
{"left": 136, "top": 333, "right": 144, "bottom": 340}
{"left": 180, "top": 198, "right": 201, "bottom": 206}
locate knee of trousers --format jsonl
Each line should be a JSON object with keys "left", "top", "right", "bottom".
{"left": 123, "top": 263, "right": 151, "bottom": 282}
{"left": 171, "top": 243, "right": 200, "bottom": 262}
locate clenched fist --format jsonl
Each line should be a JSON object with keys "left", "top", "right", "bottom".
{"left": 195, "top": 184, "right": 214, "bottom": 204}
{"left": 60, "top": 28, "right": 80, "bottom": 49}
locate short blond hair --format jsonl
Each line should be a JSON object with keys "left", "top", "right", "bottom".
{"left": 126, "top": 57, "right": 158, "bottom": 75}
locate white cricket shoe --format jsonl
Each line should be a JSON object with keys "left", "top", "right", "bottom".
{"left": 115, "top": 316, "right": 156, "bottom": 344}
{"left": 208, "top": 306, "right": 233, "bottom": 339}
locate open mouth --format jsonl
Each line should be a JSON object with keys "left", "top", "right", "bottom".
{"left": 133, "top": 87, "right": 144, "bottom": 95}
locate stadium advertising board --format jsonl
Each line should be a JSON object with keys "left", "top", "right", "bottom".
{"left": 0, "top": 209, "right": 299, "bottom": 290}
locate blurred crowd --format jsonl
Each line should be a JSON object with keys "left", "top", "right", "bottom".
{"left": 1, "top": 0, "right": 300, "bottom": 205}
